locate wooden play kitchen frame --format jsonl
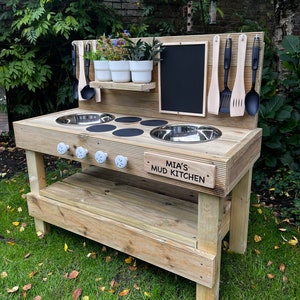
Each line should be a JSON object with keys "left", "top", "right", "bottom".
{"left": 14, "top": 32, "right": 264, "bottom": 299}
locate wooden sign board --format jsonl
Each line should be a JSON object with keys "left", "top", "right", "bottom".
{"left": 159, "top": 42, "right": 208, "bottom": 117}
{"left": 144, "top": 152, "right": 216, "bottom": 188}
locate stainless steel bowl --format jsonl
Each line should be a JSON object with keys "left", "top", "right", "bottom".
{"left": 56, "top": 113, "right": 114, "bottom": 125}
{"left": 150, "top": 124, "right": 222, "bottom": 143}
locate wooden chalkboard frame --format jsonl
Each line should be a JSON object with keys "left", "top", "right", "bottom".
{"left": 158, "top": 41, "right": 208, "bottom": 117}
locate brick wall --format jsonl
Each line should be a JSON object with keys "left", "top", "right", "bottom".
{"left": 0, "top": 112, "right": 9, "bottom": 133}
{"left": 101, "top": 0, "right": 299, "bottom": 36}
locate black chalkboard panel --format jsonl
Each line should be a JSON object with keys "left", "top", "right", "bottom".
{"left": 159, "top": 42, "right": 207, "bottom": 116}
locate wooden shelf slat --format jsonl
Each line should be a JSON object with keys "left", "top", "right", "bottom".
{"left": 90, "top": 81, "right": 156, "bottom": 91}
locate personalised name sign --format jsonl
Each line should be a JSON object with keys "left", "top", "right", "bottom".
{"left": 144, "top": 152, "right": 216, "bottom": 188}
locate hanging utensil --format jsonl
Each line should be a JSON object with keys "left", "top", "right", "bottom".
{"left": 219, "top": 35, "right": 232, "bottom": 114}
{"left": 71, "top": 43, "right": 79, "bottom": 100}
{"left": 245, "top": 35, "right": 260, "bottom": 116}
{"left": 92, "top": 40, "right": 101, "bottom": 102}
{"left": 230, "top": 33, "right": 247, "bottom": 117}
{"left": 207, "top": 34, "right": 220, "bottom": 115}
{"left": 80, "top": 42, "right": 95, "bottom": 100}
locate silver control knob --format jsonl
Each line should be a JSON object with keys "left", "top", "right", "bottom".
{"left": 57, "top": 142, "right": 69, "bottom": 155}
{"left": 115, "top": 155, "right": 128, "bottom": 169}
{"left": 95, "top": 151, "right": 108, "bottom": 164}
{"left": 75, "top": 146, "right": 88, "bottom": 159}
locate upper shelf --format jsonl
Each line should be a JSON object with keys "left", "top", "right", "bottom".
{"left": 89, "top": 81, "right": 156, "bottom": 91}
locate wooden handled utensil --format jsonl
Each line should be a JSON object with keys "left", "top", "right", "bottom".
{"left": 207, "top": 35, "right": 220, "bottom": 115}
{"left": 92, "top": 40, "right": 101, "bottom": 102}
{"left": 230, "top": 33, "right": 247, "bottom": 117}
{"left": 78, "top": 41, "right": 87, "bottom": 101}
{"left": 219, "top": 35, "right": 232, "bottom": 114}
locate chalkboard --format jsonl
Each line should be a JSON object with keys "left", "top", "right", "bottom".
{"left": 159, "top": 42, "right": 207, "bottom": 116}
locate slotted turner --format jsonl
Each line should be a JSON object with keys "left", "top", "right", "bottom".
{"left": 207, "top": 35, "right": 220, "bottom": 115}
{"left": 219, "top": 35, "right": 232, "bottom": 113}
{"left": 230, "top": 33, "right": 247, "bottom": 117}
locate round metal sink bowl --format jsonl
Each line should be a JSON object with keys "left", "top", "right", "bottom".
{"left": 150, "top": 124, "right": 222, "bottom": 143}
{"left": 56, "top": 113, "right": 114, "bottom": 125}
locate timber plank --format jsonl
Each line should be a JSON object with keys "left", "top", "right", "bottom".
{"left": 27, "top": 193, "right": 216, "bottom": 287}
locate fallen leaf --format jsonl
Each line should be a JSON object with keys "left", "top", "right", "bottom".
{"left": 119, "top": 289, "right": 130, "bottom": 296}
{"left": 83, "top": 296, "right": 90, "bottom": 300}
{"left": 98, "top": 286, "right": 106, "bottom": 292}
{"left": 288, "top": 236, "right": 298, "bottom": 246}
{"left": 253, "top": 248, "right": 261, "bottom": 255}
{"left": 129, "top": 265, "right": 137, "bottom": 271}
{"left": 7, "top": 286, "right": 19, "bottom": 293}
{"left": 267, "top": 260, "right": 273, "bottom": 266}
{"left": 6, "top": 241, "right": 15, "bottom": 246}
{"left": 254, "top": 234, "right": 262, "bottom": 243}
{"left": 106, "top": 256, "right": 112, "bottom": 262}
{"left": 108, "top": 289, "right": 115, "bottom": 294}
{"left": 22, "top": 283, "right": 32, "bottom": 291}
{"left": 133, "top": 283, "right": 140, "bottom": 290}
{"left": 110, "top": 279, "right": 119, "bottom": 287}
{"left": 125, "top": 256, "right": 133, "bottom": 264}
{"left": 279, "top": 263, "right": 286, "bottom": 272}
{"left": 274, "top": 245, "right": 280, "bottom": 249}
{"left": 1, "top": 271, "right": 8, "bottom": 278}
{"left": 72, "top": 288, "right": 82, "bottom": 300}
{"left": 144, "top": 291, "right": 152, "bottom": 297}
{"left": 267, "top": 273, "right": 275, "bottom": 279}
{"left": 87, "top": 252, "right": 97, "bottom": 259}
{"left": 29, "top": 271, "right": 38, "bottom": 278}
{"left": 18, "top": 207, "right": 23, "bottom": 212}
{"left": 257, "top": 208, "right": 263, "bottom": 214}
{"left": 101, "top": 246, "right": 107, "bottom": 252}
{"left": 69, "top": 270, "right": 79, "bottom": 279}
{"left": 63, "top": 273, "right": 69, "bottom": 279}
{"left": 64, "top": 243, "right": 68, "bottom": 252}
{"left": 12, "top": 221, "right": 20, "bottom": 227}
{"left": 282, "top": 275, "right": 288, "bottom": 282}
{"left": 36, "top": 231, "right": 44, "bottom": 239}
{"left": 278, "top": 228, "right": 287, "bottom": 232}
{"left": 33, "top": 296, "right": 42, "bottom": 300}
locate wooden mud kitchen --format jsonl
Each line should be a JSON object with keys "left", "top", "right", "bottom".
{"left": 14, "top": 32, "right": 264, "bottom": 299}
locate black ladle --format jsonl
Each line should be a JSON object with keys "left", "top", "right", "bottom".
{"left": 245, "top": 36, "right": 260, "bottom": 116}
{"left": 80, "top": 43, "right": 95, "bottom": 100}
{"left": 71, "top": 44, "right": 78, "bottom": 100}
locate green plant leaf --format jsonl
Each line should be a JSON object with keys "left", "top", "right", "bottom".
{"left": 281, "top": 35, "right": 300, "bottom": 53}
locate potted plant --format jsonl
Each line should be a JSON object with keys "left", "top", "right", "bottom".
{"left": 106, "top": 30, "right": 131, "bottom": 83}
{"left": 126, "top": 38, "right": 164, "bottom": 83}
{"left": 87, "top": 30, "right": 131, "bottom": 82}
{"left": 89, "top": 37, "right": 112, "bottom": 82}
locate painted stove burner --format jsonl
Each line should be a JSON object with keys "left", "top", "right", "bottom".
{"left": 115, "top": 116, "right": 142, "bottom": 123}
{"left": 112, "top": 128, "right": 144, "bottom": 137}
{"left": 86, "top": 124, "right": 117, "bottom": 132}
{"left": 140, "top": 119, "right": 168, "bottom": 126}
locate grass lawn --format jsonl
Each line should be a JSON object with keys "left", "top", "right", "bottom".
{"left": 0, "top": 162, "right": 299, "bottom": 299}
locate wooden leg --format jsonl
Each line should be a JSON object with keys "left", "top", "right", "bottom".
{"left": 26, "top": 150, "right": 50, "bottom": 233}
{"left": 229, "top": 168, "right": 253, "bottom": 254}
{"left": 197, "top": 193, "right": 223, "bottom": 300}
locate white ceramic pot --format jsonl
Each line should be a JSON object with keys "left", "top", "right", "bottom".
{"left": 109, "top": 60, "right": 131, "bottom": 83}
{"left": 129, "top": 60, "right": 153, "bottom": 83}
{"left": 93, "top": 60, "right": 111, "bottom": 81}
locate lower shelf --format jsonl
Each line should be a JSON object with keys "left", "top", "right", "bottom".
{"left": 26, "top": 169, "right": 231, "bottom": 288}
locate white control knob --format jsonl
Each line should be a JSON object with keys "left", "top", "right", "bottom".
{"left": 75, "top": 146, "right": 88, "bottom": 159}
{"left": 95, "top": 151, "right": 107, "bottom": 164}
{"left": 115, "top": 155, "right": 128, "bottom": 169}
{"left": 57, "top": 142, "right": 69, "bottom": 155}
